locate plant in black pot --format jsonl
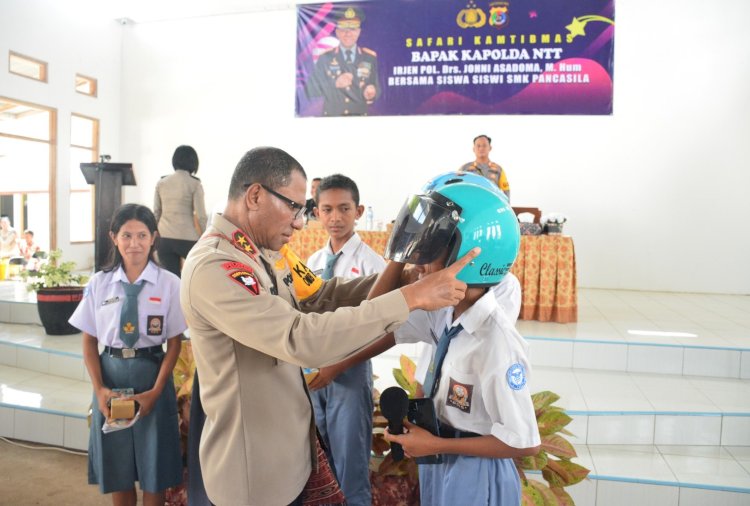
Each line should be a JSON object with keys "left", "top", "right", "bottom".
{"left": 21, "top": 249, "right": 89, "bottom": 335}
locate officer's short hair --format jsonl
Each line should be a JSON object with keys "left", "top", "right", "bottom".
{"left": 473, "top": 134, "right": 492, "bottom": 145}
{"left": 172, "top": 145, "right": 199, "bottom": 174}
{"left": 316, "top": 174, "right": 360, "bottom": 205}
{"left": 228, "top": 147, "right": 307, "bottom": 200}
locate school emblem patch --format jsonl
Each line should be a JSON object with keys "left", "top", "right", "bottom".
{"left": 446, "top": 377, "right": 473, "bottom": 413}
{"left": 147, "top": 315, "right": 163, "bottom": 336}
{"left": 228, "top": 270, "right": 260, "bottom": 295}
{"left": 506, "top": 363, "right": 527, "bottom": 391}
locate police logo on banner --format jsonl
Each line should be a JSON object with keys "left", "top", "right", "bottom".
{"left": 506, "top": 362, "right": 526, "bottom": 390}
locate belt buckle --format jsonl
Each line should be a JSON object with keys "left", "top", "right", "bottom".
{"left": 122, "top": 348, "right": 136, "bottom": 359}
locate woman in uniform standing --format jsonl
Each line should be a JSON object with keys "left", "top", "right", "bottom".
{"left": 69, "top": 203, "right": 185, "bottom": 506}
{"left": 154, "top": 145, "right": 207, "bottom": 277}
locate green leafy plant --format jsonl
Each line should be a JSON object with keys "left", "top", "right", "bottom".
{"left": 21, "top": 249, "right": 88, "bottom": 291}
{"left": 376, "top": 355, "right": 590, "bottom": 506}
{"left": 516, "top": 390, "right": 590, "bottom": 505}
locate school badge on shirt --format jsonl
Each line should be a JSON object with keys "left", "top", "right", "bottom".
{"left": 147, "top": 315, "right": 163, "bottom": 336}
{"left": 506, "top": 363, "right": 527, "bottom": 391}
{"left": 446, "top": 377, "right": 473, "bottom": 413}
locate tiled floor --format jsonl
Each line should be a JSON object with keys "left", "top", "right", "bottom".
{"left": 1, "top": 280, "right": 749, "bottom": 503}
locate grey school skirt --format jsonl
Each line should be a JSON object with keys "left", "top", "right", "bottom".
{"left": 89, "top": 351, "right": 183, "bottom": 494}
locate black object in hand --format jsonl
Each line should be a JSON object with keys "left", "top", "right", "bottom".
{"left": 380, "top": 387, "right": 409, "bottom": 461}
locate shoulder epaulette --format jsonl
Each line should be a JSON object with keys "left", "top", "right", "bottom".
{"left": 361, "top": 47, "right": 377, "bottom": 57}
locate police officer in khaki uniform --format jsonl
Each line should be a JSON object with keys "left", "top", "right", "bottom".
{"left": 154, "top": 145, "right": 208, "bottom": 277}
{"left": 306, "top": 6, "right": 379, "bottom": 116}
{"left": 460, "top": 134, "right": 511, "bottom": 201}
{"left": 180, "top": 147, "right": 477, "bottom": 506}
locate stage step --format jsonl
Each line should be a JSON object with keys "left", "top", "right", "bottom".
{"left": 536, "top": 444, "right": 750, "bottom": 506}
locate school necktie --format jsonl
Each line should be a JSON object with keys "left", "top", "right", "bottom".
{"left": 321, "top": 252, "right": 342, "bottom": 281}
{"left": 345, "top": 49, "right": 353, "bottom": 63}
{"left": 423, "top": 324, "right": 464, "bottom": 398}
{"left": 119, "top": 280, "right": 144, "bottom": 348}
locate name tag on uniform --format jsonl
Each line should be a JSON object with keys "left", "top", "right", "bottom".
{"left": 101, "top": 296, "right": 120, "bottom": 306}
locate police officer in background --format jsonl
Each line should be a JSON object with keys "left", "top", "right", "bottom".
{"left": 180, "top": 146, "right": 477, "bottom": 506}
{"left": 306, "top": 6, "right": 379, "bottom": 116}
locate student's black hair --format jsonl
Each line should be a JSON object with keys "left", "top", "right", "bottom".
{"left": 316, "top": 173, "right": 360, "bottom": 205}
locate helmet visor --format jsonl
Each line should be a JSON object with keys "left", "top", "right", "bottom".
{"left": 385, "top": 193, "right": 461, "bottom": 264}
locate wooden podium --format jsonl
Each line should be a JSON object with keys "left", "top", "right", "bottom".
{"left": 80, "top": 162, "right": 136, "bottom": 272}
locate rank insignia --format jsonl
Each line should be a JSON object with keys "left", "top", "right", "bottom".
{"left": 228, "top": 270, "right": 260, "bottom": 295}
{"left": 231, "top": 229, "right": 257, "bottom": 256}
{"left": 147, "top": 315, "right": 164, "bottom": 336}
{"left": 506, "top": 363, "right": 527, "bottom": 390}
{"left": 446, "top": 377, "right": 473, "bottom": 413}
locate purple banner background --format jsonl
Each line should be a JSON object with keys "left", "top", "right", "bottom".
{"left": 296, "top": 0, "right": 615, "bottom": 117}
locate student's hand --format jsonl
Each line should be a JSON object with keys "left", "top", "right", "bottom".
{"left": 400, "top": 248, "right": 480, "bottom": 311}
{"left": 308, "top": 365, "right": 344, "bottom": 391}
{"left": 95, "top": 386, "right": 116, "bottom": 419}
{"left": 132, "top": 389, "right": 160, "bottom": 418}
{"left": 384, "top": 420, "right": 440, "bottom": 458}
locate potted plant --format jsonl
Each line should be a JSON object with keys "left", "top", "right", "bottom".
{"left": 21, "top": 249, "right": 89, "bottom": 335}
{"left": 372, "top": 356, "right": 590, "bottom": 506}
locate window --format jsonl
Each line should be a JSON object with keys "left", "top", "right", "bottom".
{"left": 0, "top": 97, "right": 55, "bottom": 251}
{"left": 75, "top": 74, "right": 97, "bottom": 97}
{"left": 70, "top": 114, "right": 99, "bottom": 242}
{"left": 8, "top": 51, "right": 48, "bottom": 82}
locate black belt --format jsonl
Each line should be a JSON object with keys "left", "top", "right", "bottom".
{"left": 104, "top": 345, "right": 164, "bottom": 359}
{"left": 438, "top": 425, "right": 481, "bottom": 439}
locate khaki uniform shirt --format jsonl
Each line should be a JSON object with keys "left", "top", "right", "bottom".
{"left": 154, "top": 170, "right": 207, "bottom": 240}
{"left": 180, "top": 214, "right": 409, "bottom": 506}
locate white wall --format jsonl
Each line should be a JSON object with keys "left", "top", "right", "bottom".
{"left": 3, "top": 0, "right": 749, "bottom": 293}
{"left": 0, "top": 0, "right": 123, "bottom": 270}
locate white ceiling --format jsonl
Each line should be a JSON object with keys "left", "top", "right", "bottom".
{"left": 98, "top": 0, "right": 328, "bottom": 24}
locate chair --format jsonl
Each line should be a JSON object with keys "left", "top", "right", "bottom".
{"left": 512, "top": 207, "right": 541, "bottom": 224}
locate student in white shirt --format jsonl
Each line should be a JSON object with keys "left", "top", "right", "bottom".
{"left": 69, "top": 203, "right": 185, "bottom": 506}
{"left": 374, "top": 171, "right": 540, "bottom": 506}
{"left": 306, "top": 174, "right": 385, "bottom": 506}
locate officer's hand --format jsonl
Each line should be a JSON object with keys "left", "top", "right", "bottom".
{"left": 363, "top": 84, "right": 377, "bottom": 101}
{"left": 335, "top": 72, "right": 354, "bottom": 88}
{"left": 400, "top": 248, "right": 480, "bottom": 311}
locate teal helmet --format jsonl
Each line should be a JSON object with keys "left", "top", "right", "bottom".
{"left": 386, "top": 172, "right": 519, "bottom": 287}
{"left": 421, "top": 169, "right": 509, "bottom": 203}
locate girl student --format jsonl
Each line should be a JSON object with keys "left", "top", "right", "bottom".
{"left": 70, "top": 203, "right": 185, "bottom": 506}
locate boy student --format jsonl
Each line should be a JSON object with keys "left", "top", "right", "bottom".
{"left": 372, "top": 171, "right": 540, "bottom": 505}
{"left": 306, "top": 174, "right": 385, "bottom": 506}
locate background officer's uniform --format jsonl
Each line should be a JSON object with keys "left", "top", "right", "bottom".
{"left": 460, "top": 160, "right": 511, "bottom": 200}
{"left": 180, "top": 214, "right": 409, "bottom": 506}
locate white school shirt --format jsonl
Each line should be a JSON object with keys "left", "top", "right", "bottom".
{"left": 69, "top": 261, "right": 187, "bottom": 348}
{"left": 307, "top": 232, "right": 386, "bottom": 280}
{"left": 394, "top": 274, "right": 540, "bottom": 449}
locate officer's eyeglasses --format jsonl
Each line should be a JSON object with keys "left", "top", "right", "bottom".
{"left": 246, "top": 183, "right": 306, "bottom": 221}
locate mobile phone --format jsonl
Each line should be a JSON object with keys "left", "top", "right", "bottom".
{"left": 407, "top": 398, "right": 443, "bottom": 465}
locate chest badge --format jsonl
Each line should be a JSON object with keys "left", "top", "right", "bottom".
{"left": 147, "top": 315, "right": 164, "bottom": 336}
{"left": 446, "top": 377, "right": 473, "bottom": 413}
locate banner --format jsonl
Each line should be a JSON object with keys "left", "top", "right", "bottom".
{"left": 296, "top": 0, "right": 615, "bottom": 117}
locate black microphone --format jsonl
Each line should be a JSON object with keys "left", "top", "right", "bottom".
{"left": 380, "top": 386, "right": 409, "bottom": 461}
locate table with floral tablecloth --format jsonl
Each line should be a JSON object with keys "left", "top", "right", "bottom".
{"left": 288, "top": 229, "right": 577, "bottom": 323}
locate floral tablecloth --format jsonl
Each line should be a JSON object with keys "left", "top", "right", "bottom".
{"left": 288, "top": 229, "right": 577, "bottom": 323}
